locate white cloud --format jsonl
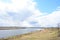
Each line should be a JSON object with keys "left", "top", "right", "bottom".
{"left": 27, "top": 9, "right": 60, "bottom": 27}
{"left": 0, "top": 0, "right": 43, "bottom": 27}
{"left": 0, "top": 0, "right": 60, "bottom": 27}
{"left": 20, "top": 21, "right": 34, "bottom": 27}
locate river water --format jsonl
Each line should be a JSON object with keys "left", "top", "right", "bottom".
{"left": 0, "top": 28, "right": 41, "bottom": 38}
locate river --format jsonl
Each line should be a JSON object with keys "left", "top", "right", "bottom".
{"left": 0, "top": 28, "right": 42, "bottom": 38}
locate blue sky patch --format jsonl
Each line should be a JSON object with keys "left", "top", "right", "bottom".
{"left": 1, "top": 0, "right": 12, "bottom": 3}
{"left": 35, "top": 0, "right": 60, "bottom": 13}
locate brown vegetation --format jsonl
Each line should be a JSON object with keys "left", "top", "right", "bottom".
{"left": 0, "top": 28, "right": 60, "bottom": 40}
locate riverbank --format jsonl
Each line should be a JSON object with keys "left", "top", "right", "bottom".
{"left": 1, "top": 28, "right": 60, "bottom": 40}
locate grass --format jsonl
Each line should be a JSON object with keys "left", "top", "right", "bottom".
{"left": 0, "top": 28, "right": 60, "bottom": 40}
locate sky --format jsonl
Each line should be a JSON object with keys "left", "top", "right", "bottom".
{"left": 35, "top": 0, "right": 60, "bottom": 13}
{"left": 0, "top": 0, "right": 60, "bottom": 27}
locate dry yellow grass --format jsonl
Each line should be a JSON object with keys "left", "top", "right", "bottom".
{"left": 0, "top": 28, "right": 60, "bottom": 40}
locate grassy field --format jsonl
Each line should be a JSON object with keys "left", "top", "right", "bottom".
{"left": 0, "top": 28, "right": 60, "bottom": 40}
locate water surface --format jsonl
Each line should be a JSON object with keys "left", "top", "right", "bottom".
{"left": 0, "top": 28, "right": 41, "bottom": 38}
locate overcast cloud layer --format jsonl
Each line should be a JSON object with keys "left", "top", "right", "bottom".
{"left": 0, "top": 0, "right": 60, "bottom": 27}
